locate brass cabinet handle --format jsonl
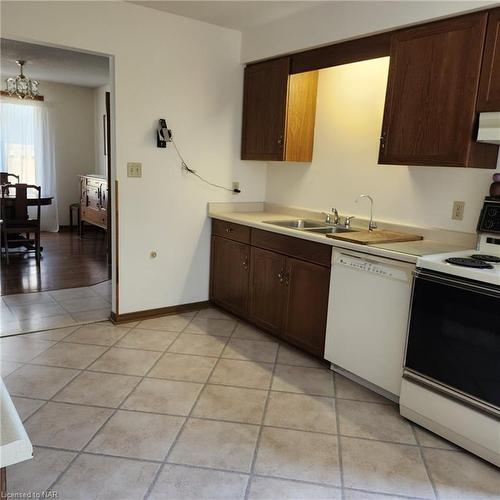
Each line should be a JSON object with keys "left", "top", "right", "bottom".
{"left": 242, "top": 258, "right": 249, "bottom": 270}
{"left": 284, "top": 270, "right": 290, "bottom": 286}
{"left": 277, "top": 135, "right": 284, "bottom": 146}
{"left": 380, "top": 135, "right": 386, "bottom": 149}
{"left": 278, "top": 269, "right": 284, "bottom": 283}
{"left": 225, "top": 227, "right": 234, "bottom": 233}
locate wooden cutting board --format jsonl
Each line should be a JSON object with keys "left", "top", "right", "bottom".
{"left": 327, "top": 229, "right": 423, "bottom": 245}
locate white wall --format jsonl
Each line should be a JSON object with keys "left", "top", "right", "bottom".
{"left": 1, "top": 1, "right": 267, "bottom": 314}
{"left": 266, "top": 59, "right": 500, "bottom": 233}
{"left": 241, "top": 1, "right": 497, "bottom": 62}
{"left": 94, "top": 84, "right": 111, "bottom": 177}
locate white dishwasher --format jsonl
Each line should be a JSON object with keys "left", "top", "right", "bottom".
{"left": 324, "top": 248, "right": 415, "bottom": 399}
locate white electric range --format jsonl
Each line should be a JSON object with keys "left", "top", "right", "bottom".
{"left": 400, "top": 198, "right": 500, "bottom": 468}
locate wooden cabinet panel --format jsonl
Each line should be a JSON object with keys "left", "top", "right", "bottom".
{"left": 282, "top": 257, "right": 331, "bottom": 357}
{"left": 241, "top": 57, "right": 290, "bottom": 161}
{"left": 212, "top": 219, "right": 251, "bottom": 244}
{"left": 478, "top": 9, "right": 500, "bottom": 111}
{"left": 210, "top": 235, "right": 250, "bottom": 317}
{"left": 251, "top": 228, "right": 331, "bottom": 267}
{"left": 379, "top": 13, "right": 498, "bottom": 168}
{"left": 80, "top": 175, "right": 107, "bottom": 230}
{"left": 248, "top": 247, "right": 286, "bottom": 335}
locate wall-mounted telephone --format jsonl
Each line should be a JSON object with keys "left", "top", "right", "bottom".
{"left": 157, "top": 119, "right": 172, "bottom": 148}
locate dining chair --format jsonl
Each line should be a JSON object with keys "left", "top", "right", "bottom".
{"left": 1, "top": 183, "right": 42, "bottom": 265}
{"left": 0, "top": 173, "right": 20, "bottom": 196}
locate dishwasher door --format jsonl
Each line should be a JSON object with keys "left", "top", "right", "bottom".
{"left": 324, "top": 249, "right": 414, "bottom": 397}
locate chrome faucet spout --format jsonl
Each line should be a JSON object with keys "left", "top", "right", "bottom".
{"left": 355, "top": 194, "right": 377, "bottom": 231}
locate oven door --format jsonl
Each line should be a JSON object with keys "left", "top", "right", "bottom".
{"left": 405, "top": 270, "right": 500, "bottom": 416}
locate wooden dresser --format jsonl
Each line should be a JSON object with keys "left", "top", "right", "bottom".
{"left": 79, "top": 174, "right": 108, "bottom": 231}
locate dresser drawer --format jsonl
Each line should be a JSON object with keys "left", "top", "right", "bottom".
{"left": 81, "top": 207, "right": 107, "bottom": 229}
{"left": 212, "top": 219, "right": 251, "bottom": 244}
{"left": 251, "top": 228, "right": 331, "bottom": 267}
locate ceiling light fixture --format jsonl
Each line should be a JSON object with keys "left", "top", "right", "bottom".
{"left": 5, "top": 60, "right": 39, "bottom": 99}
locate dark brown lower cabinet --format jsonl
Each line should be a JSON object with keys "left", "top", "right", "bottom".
{"left": 249, "top": 247, "right": 286, "bottom": 335}
{"left": 210, "top": 221, "right": 331, "bottom": 358}
{"left": 210, "top": 235, "right": 249, "bottom": 317}
{"left": 282, "top": 257, "right": 331, "bottom": 357}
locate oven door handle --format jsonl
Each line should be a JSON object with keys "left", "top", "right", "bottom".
{"left": 414, "top": 269, "right": 500, "bottom": 298}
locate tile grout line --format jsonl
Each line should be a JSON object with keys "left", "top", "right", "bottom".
{"left": 141, "top": 313, "right": 236, "bottom": 499}
{"left": 243, "top": 338, "right": 280, "bottom": 500}
{"left": 332, "top": 371, "right": 345, "bottom": 500}
{"left": 410, "top": 424, "right": 440, "bottom": 500}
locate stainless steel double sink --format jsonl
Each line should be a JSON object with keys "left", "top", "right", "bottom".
{"left": 263, "top": 219, "right": 357, "bottom": 234}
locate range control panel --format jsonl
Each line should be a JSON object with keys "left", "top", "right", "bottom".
{"left": 334, "top": 253, "right": 409, "bottom": 282}
{"left": 478, "top": 200, "right": 500, "bottom": 234}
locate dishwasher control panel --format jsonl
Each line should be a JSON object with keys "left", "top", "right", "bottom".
{"left": 334, "top": 252, "right": 409, "bottom": 282}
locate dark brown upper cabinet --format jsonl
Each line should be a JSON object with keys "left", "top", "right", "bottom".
{"left": 241, "top": 57, "right": 318, "bottom": 162}
{"left": 379, "top": 13, "right": 498, "bottom": 169}
{"left": 478, "top": 9, "right": 500, "bottom": 111}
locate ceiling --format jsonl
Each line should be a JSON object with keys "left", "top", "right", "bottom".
{"left": 1, "top": 39, "right": 110, "bottom": 88}
{"left": 130, "top": 1, "right": 329, "bottom": 30}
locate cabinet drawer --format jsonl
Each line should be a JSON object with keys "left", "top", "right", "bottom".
{"left": 81, "top": 207, "right": 107, "bottom": 229}
{"left": 251, "top": 228, "right": 331, "bottom": 267}
{"left": 212, "top": 219, "right": 251, "bottom": 244}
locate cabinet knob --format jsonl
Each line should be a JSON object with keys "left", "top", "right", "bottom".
{"left": 278, "top": 270, "right": 284, "bottom": 283}
{"left": 277, "top": 135, "right": 283, "bottom": 146}
{"left": 225, "top": 227, "right": 234, "bottom": 233}
{"left": 242, "top": 258, "right": 249, "bottom": 270}
{"left": 380, "top": 135, "right": 386, "bottom": 148}
{"left": 284, "top": 270, "right": 290, "bottom": 286}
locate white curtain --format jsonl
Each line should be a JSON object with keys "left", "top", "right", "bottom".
{"left": 0, "top": 98, "right": 58, "bottom": 231}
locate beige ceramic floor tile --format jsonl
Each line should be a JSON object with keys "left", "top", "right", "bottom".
{"left": 169, "top": 333, "right": 228, "bottom": 357}
{"left": 30, "top": 342, "right": 108, "bottom": 369}
{"left": 264, "top": 391, "right": 336, "bottom": 434}
{"left": 277, "top": 344, "right": 324, "bottom": 368}
{"left": 222, "top": 338, "right": 278, "bottom": 363}
{"left": 423, "top": 448, "right": 500, "bottom": 500}
{"left": 232, "top": 322, "right": 275, "bottom": 342}
{"left": 196, "top": 307, "right": 236, "bottom": 320}
{"left": 254, "top": 427, "right": 341, "bottom": 485}
{"left": 334, "top": 374, "right": 391, "bottom": 404}
{"left": 24, "top": 325, "right": 79, "bottom": 341}
{"left": 169, "top": 418, "right": 259, "bottom": 472}
{"left": 10, "top": 302, "right": 67, "bottom": 320}
{"left": 18, "top": 314, "right": 77, "bottom": 332}
{"left": 11, "top": 397, "right": 45, "bottom": 421}
{"left": 7, "top": 447, "right": 76, "bottom": 495}
{"left": 184, "top": 317, "right": 237, "bottom": 337}
{"left": 122, "top": 378, "right": 203, "bottom": 415}
{"left": 0, "top": 338, "right": 57, "bottom": 362}
{"left": 53, "top": 453, "right": 158, "bottom": 500}
{"left": 49, "top": 286, "right": 98, "bottom": 301}
{"left": 3, "top": 291, "right": 55, "bottom": 307}
{"left": 85, "top": 410, "right": 184, "bottom": 460}
{"left": 63, "top": 323, "right": 129, "bottom": 346}
{"left": 70, "top": 308, "right": 111, "bottom": 322}
{"left": 341, "top": 436, "right": 435, "bottom": 498}
{"left": 192, "top": 384, "right": 267, "bottom": 424}
{"left": 58, "top": 296, "right": 109, "bottom": 313}
{"left": 209, "top": 359, "right": 274, "bottom": 389}
{"left": 138, "top": 313, "right": 195, "bottom": 332}
{"left": 148, "top": 352, "right": 218, "bottom": 382}
{"left": 88, "top": 347, "right": 161, "bottom": 376}
{"left": 343, "top": 491, "right": 410, "bottom": 500}
{"left": 149, "top": 464, "right": 249, "bottom": 500}
{"left": 5, "top": 364, "right": 79, "bottom": 399}
{"left": 272, "top": 365, "right": 334, "bottom": 396}
{"left": 248, "top": 476, "right": 342, "bottom": 500}
{"left": 115, "top": 328, "right": 178, "bottom": 351}
{"left": 53, "top": 371, "right": 140, "bottom": 407}
{"left": 24, "top": 402, "right": 113, "bottom": 450}
{"left": 337, "top": 400, "right": 415, "bottom": 444}
{"left": 0, "top": 360, "right": 22, "bottom": 377}
{"left": 413, "top": 426, "right": 458, "bottom": 451}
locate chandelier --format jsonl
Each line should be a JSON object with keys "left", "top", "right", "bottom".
{"left": 6, "top": 60, "right": 39, "bottom": 99}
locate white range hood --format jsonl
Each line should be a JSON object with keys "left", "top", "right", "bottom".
{"left": 477, "top": 111, "right": 500, "bottom": 145}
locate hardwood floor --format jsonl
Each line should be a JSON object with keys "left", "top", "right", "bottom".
{"left": 1, "top": 227, "right": 109, "bottom": 295}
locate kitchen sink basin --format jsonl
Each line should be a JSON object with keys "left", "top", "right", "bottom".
{"left": 264, "top": 219, "right": 326, "bottom": 229}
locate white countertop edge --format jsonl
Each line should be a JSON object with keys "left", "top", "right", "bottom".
{"left": 208, "top": 209, "right": 422, "bottom": 263}
{"left": 0, "top": 378, "right": 33, "bottom": 468}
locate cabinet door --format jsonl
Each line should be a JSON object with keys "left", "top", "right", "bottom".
{"left": 282, "top": 257, "right": 330, "bottom": 357}
{"left": 379, "top": 13, "right": 488, "bottom": 167}
{"left": 241, "top": 57, "right": 289, "bottom": 161}
{"left": 478, "top": 9, "right": 500, "bottom": 111}
{"left": 210, "top": 236, "right": 250, "bottom": 317}
{"left": 248, "top": 247, "right": 286, "bottom": 335}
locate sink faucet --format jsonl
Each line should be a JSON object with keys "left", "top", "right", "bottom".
{"left": 355, "top": 194, "right": 377, "bottom": 231}
{"left": 322, "top": 208, "right": 339, "bottom": 225}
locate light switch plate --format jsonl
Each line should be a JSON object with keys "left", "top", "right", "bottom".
{"left": 127, "top": 162, "right": 142, "bottom": 178}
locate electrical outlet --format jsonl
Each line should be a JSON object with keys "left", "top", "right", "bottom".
{"left": 127, "top": 162, "right": 142, "bottom": 178}
{"left": 452, "top": 201, "right": 465, "bottom": 221}
{"left": 232, "top": 181, "right": 240, "bottom": 194}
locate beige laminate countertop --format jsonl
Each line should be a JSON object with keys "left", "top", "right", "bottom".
{"left": 208, "top": 209, "right": 469, "bottom": 264}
